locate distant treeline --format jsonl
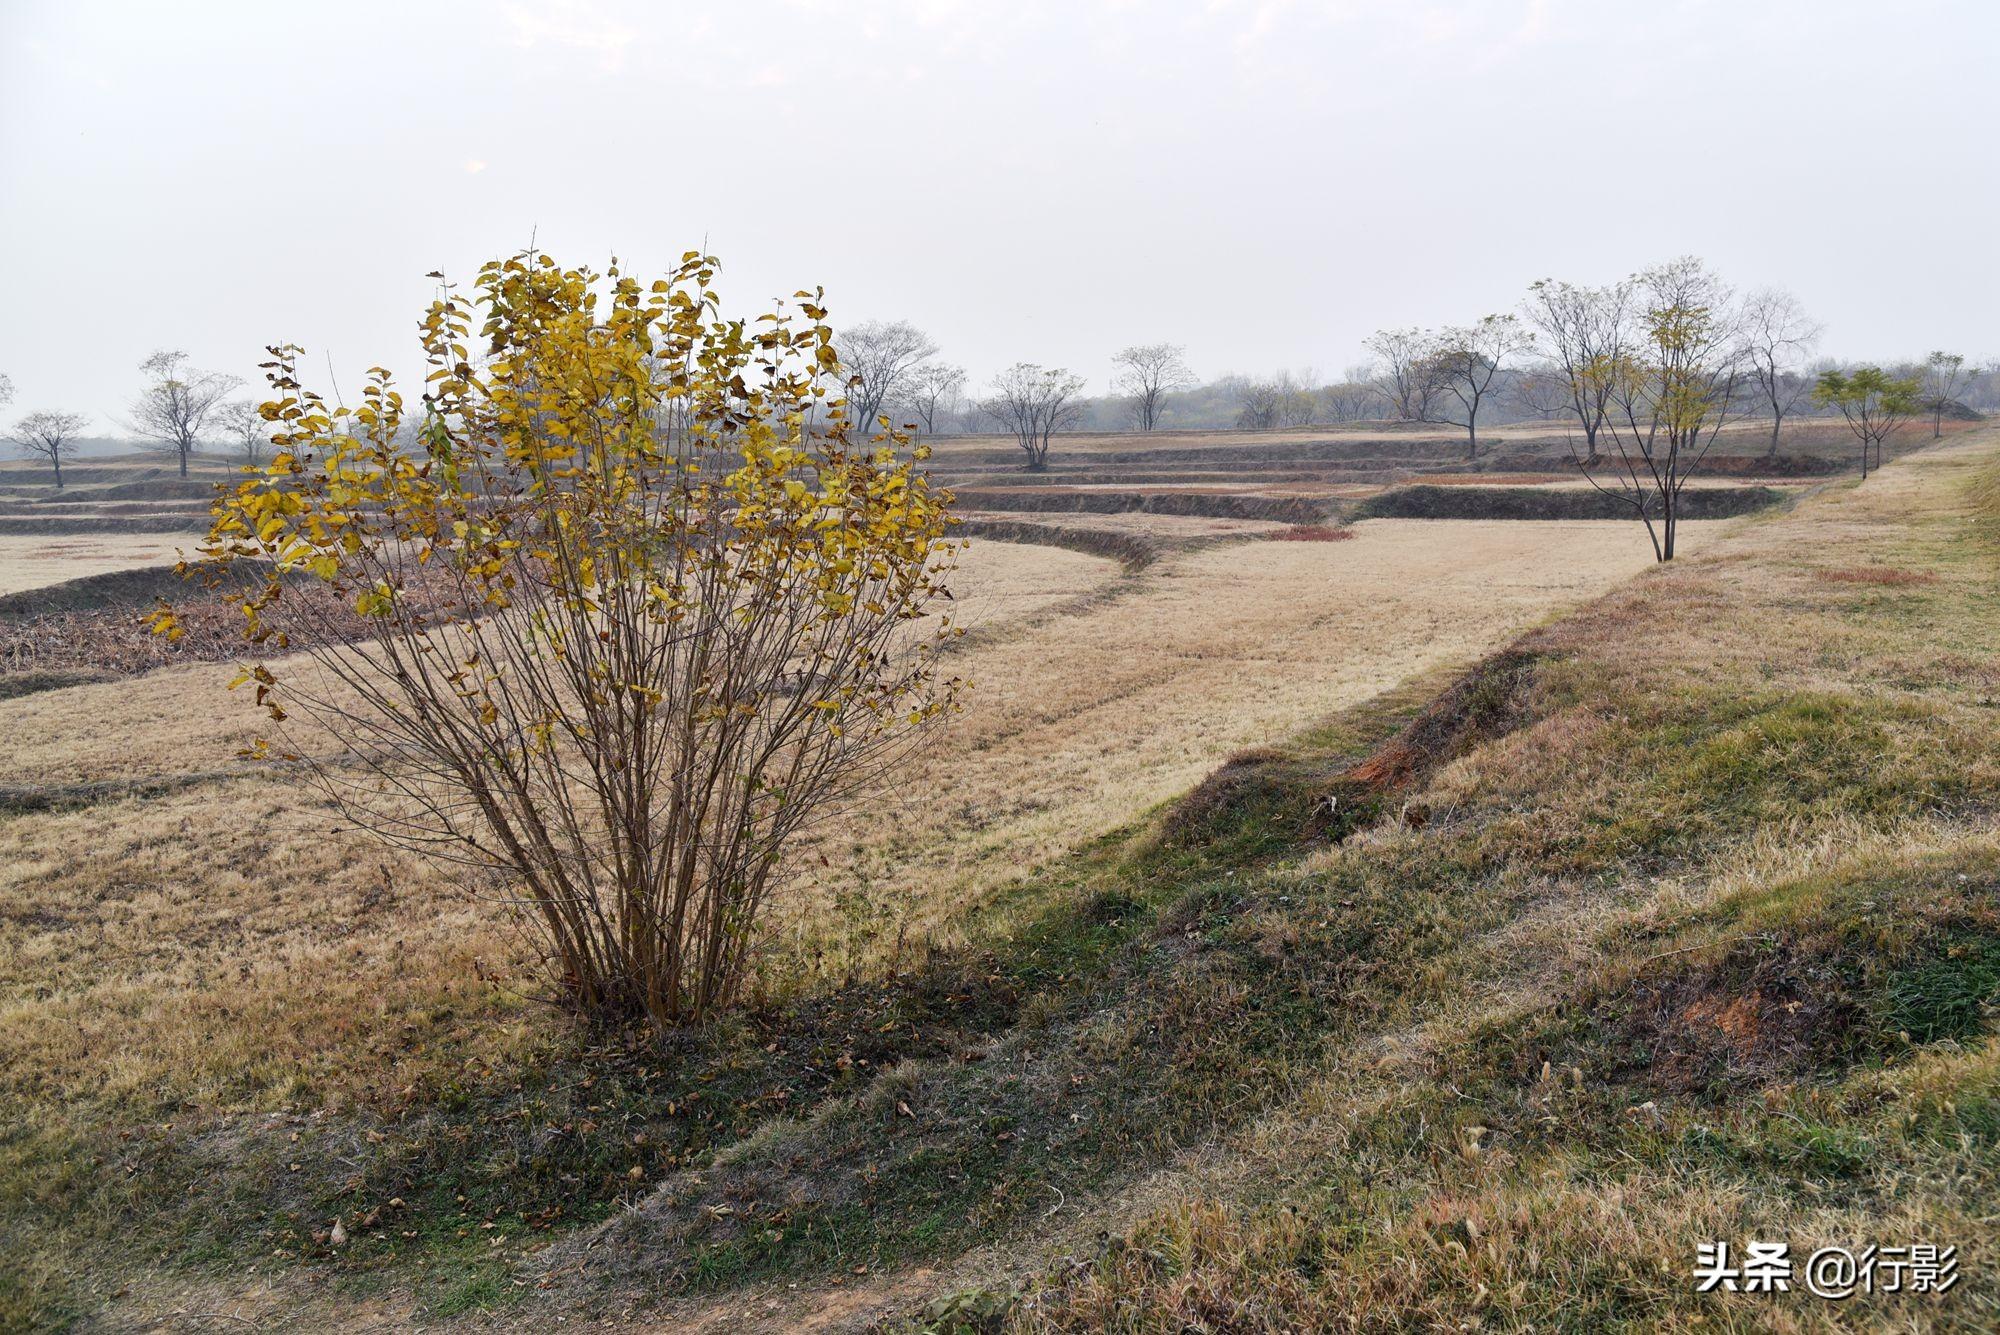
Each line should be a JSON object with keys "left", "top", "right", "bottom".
{"left": 830, "top": 264, "right": 1994, "bottom": 453}
{"left": 901, "top": 358, "right": 1997, "bottom": 437}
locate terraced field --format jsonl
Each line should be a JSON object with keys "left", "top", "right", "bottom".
{"left": 918, "top": 418, "right": 1944, "bottom": 559}
{"left": 0, "top": 427, "right": 1954, "bottom": 1330}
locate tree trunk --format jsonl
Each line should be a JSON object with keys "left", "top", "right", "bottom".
{"left": 1767, "top": 412, "right": 1781, "bottom": 457}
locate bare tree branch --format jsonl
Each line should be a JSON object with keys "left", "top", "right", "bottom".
{"left": 7, "top": 409, "right": 91, "bottom": 489}
{"left": 1578, "top": 257, "right": 1745, "bottom": 562}
{"left": 1739, "top": 287, "right": 1822, "bottom": 456}
{"left": 837, "top": 321, "right": 939, "bottom": 435}
{"left": 1363, "top": 328, "right": 1448, "bottom": 424}
{"left": 897, "top": 362, "right": 968, "bottom": 436}
{"left": 127, "top": 350, "right": 241, "bottom": 477}
{"left": 1919, "top": 350, "right": 1973, "bottom": 440}
{"left": 1110, "top": 343, "right": 1194, "bottom": 432}
{"left": 1428, "top": 315, "right": 1532, "bottom": 460}
{"left": 980, "top": 363, "right": 1086, "bottom": 470}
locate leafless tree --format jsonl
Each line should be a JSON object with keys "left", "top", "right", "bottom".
{"left": 1364, "top": 327, "right": 1445, "bottom": 422}
{"left": 128, "top": 349, "right": 240, "bottom": 477}
{"left": 7, "top": 409, "right": 91, "bottom": 489}
{"left": 1919, "top": 350, "right": 1973, "bottom": 439}
{"left": 214, "top": 399, "right": 275, "bottom": 465}
{"left": 1275, "top": 368, "right": 1320, "bottom": 426}
{"left": 1577, "top": 258, "right": 1744, "bottom": 562}
{"left": 1319, "top": 378, "right": 1383, "bottom": 422}
{"left": 1509, "top": 361, "right": 1575, "bottom": 420}
{"left": 1111, "top": 343, "right": 1195, "bottom": 432}
{"left": 1738, "top": 288, "right": 1823, "bottom": 455}
{"left": 1521, "top": 277, "right": 1632, "bottom": 464}
{"left": 1233, "top": 378, "right": 1284, "bottom": 429}
{"left": 837, "top": 320, "right": 939, "bottom": 434}
{"left": 1971, "top": 360, "right": 2000, "bottom": 414}
{"left": 0, "top": 373, "right": 14, "bottom": 411}
{"left": 981, "top": 363, "right": 1087, "bottom": 469}
{"left": 896, "top": 362, "right": 968, "bottom": 436}
{"left": 1429, "top": 315, "right": 1532, "bottom": 459}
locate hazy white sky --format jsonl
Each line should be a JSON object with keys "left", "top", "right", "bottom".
{"left": 3, "top": 0, "right": 1995, "bottom": 426}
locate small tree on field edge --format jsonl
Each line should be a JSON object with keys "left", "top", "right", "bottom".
{"left": 1814, "top": 366, "right": 1920, "bottom": 479}
{"left": 1738, "top": 287, "right": 1822, "bottom": 456}
{"left": 1428, "top": 314, "right": 1531, "bottom": 460}
{"left": 128, "top": 350, "right": 241, "bottom": 477}
{"left": 1576, "top": 257, "right": 1743, "bottom": 563}
{"left": 154, "top": 251, "right": 965, "bottom": 1029}
{"left": 1364, "top": 327, "right": 1445, "bottom": 423}
{"left": 1111, "top": 343, "right": 1194, "bottom": 432}
{"left": 8, "top": 410, "right": 91, "bottom": 489}
{"left": 1521, "top": 277, "right": 1632, "bottom": 466}
{"left": 214, "top": 400, "right": 275, "bottom": 466}
{"left": 838, "top": 320, "right": 939, "bottom": 434}
{"left": 899, "top": 362, "right": 968, "bottom": 436}
{"left": 1919, "top": 351, "right": 1972, "bottom": 440}
{"left": 981, "top": 363, "right": 1086, "bottom": 470}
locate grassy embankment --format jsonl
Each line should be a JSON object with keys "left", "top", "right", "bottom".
{"left": 953, "top": 429, "right": 2000, "bottom": 1331}
{"left": 593, "top": 429, "right": 2000, "bottom": 1331}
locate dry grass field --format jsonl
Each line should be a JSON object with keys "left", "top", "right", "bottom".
{"left": 0, "top": 539, "right": 1120, "bottom": 1114}
{"left": 0, "top": 534, "right": 201, "bottom": 595}
{"left": 0, "top": 513, "right": 1693, "bottom": 1118}
{"left": 6, "top": 425, "right": 1995, "bottom": 1332}
{"left": 7, "top": 4, "right": 1992, "bottom": 1326}
{"left": 786, "top": 517, "right": 1718, "bottom": 971}
{"left": 976, "top": 428, "right": 2000, "bottom": 1335}
{"left": 1406, "top": 471, "right": 1817, "bottom": 491}
{"left": 923, "top": 417, "right": 1935, "bottom": 474}
{"left": 918, "top": 419, "right": 1942, "bottom": 548}
{"left": 923, "top": 418, "right": 1599, "bottom": 461}
{"left": 956, "top": 508, "right": 1294, "bottom": 543}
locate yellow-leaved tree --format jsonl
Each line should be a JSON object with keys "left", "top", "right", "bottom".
{"left": 1575, "top": 257, "right": 1744, "bottom": 562}
{"left": 160, "top": 251, "right": 962, "bottom": 1027}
